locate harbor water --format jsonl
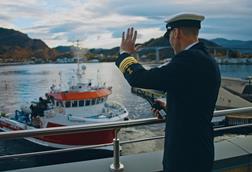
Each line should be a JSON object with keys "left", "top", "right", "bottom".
{"left": 0, "top": 63, "right": 251, "bottom": 171}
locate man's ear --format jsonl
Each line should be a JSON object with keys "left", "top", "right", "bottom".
{"left": 174, "top": 28, "right": 180, "bottom": 39}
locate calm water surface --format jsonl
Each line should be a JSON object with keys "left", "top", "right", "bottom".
{"left": 0, "top": 63, "right": 251, "bottom": 170}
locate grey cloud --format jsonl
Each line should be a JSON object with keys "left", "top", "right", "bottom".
{"left": 1, "top": 0, "right": 252, "bottom": 47}
{"left": 107, "top": 0, "right": 252, "bottom": 19}
{"left": 49, "top": 22, "right": 80, "bottom": 33}
{"left": 1, "top": 4, "right": 47, "bottom": 17}
{"left": 0, "top": 14, "right": 12, "bottom": 21}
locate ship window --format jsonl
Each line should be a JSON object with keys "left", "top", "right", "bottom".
{"left": 100, "top": 97, "right": 104, "bottom": 103}
{"left": 79, "top": 100, "right": 84, "bottom": 107}
{"left": 72, "top": 101, "right": 78, "bottom": 107}
{"left": 65, "top": 101, "right": 71, "bottom": 108}
{"left": 86, "top": 100, "right": 90, "bottom": 106}
{"left": 59, "top": 101, "right": 64, "bottom": 107}
{"left": 97, "top": 98, "right": 101, "bottom": 104}
{"left": 91, "top": 99, "right": 96, "bottom": 105}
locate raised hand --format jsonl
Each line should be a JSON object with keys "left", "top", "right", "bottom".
{"left": 120, "top": 27, "right": 138, "bottom": 54}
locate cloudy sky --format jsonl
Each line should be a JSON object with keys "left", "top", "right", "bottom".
{"left": 0, "top": 0, "right": 251, "bottom": 48}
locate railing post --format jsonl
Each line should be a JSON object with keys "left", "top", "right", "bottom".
{"left": 110, "top": 129, "right": 124, "bottom": 172}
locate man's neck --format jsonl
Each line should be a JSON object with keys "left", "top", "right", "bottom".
{"left": 182, "top": 38, "right": 198, "bottom": 50}
{"left": 184, "top": 40, "right": 199, "bottom": 50}
{"left": 175, "top": 38, "right": 198, "bottom": 54}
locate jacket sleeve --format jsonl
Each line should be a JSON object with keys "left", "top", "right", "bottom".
{"left": 115, "top": 52, "right": 188, "bottom": 92}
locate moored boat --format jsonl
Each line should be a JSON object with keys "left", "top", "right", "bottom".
{"left": 0, "top": 64, "right": 129, "bottom": 150}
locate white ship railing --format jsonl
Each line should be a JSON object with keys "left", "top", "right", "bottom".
{"left": 0, "top": 107, "right": 252, "bottom": 171}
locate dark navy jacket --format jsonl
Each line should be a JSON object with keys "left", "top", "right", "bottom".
{"left": 116, "top": 42, "right": 221, "bottom": 172}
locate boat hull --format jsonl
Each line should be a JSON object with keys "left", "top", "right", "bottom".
{"left": 0, "top": 118, "right": 114, "bottom": 150}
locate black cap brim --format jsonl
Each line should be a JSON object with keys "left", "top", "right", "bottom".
{"left": 167, "top": 20, "right": 201, "bottom": 29}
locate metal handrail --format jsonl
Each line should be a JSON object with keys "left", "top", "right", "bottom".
{"left": 0, "top": 123, "right": 251, "bottom": 161}
{"left": 213, "top": 106, "right": 252, "bottom": 117}
{"left": 1, "top": 107, "right": 252, "bottom": 171}
{"left": 0, "top": 118, "right": 164, "bottom": 140}
{"left": 1, "top": 107, "right": 252, "bottom": 140}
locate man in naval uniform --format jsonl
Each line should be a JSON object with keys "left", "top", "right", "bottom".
{"left": 115, "top": 13, "right": 221, "bottom": 172}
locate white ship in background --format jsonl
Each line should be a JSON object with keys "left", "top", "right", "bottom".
{"left": 217, "top": 77, "right": 252, "bottom": 109}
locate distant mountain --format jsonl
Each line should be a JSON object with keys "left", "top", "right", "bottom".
{"left": 2, "top": 26, "right": 248, "bottom": 63}
{"left": 141, "top": 36, "right": 220, "bottom": 48}
{"left": 52, "top": 46, "right": 75, "bottom": 58}
{"left": 0, "top": 27, "right": 57, "bottom": 61}
{"left": 53, "top": 46, "right": 74, "bottom": 53}
{"left": 89, "top": 47, "right": 120, "bottom": 56}
{"left": 88, "top": 37, "right": 221, "bottom": 55}
{"left": 212, "top": 38, "right": 252, "bottom": 49}
{"left": 132, "top": 36, "right": 222, "bottom": 60}
{"left": 87, "top": 37, "right": 223, "bottom": 61}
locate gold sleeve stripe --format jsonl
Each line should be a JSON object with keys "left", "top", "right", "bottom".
{"left": 119, "top": 57, "right": 137, "bottom": 71}
{"left": 122, "top": 61, "right": 136, "bottom": 73}
{"left": 120, "top": 59, "right": 138, "bottom": 73}
{"left": 119, "top": 57, "right": 137, "bottom": 70}
{"left": 119, "top": 57, "right": 138, "bottom": 73}
{"left": 120, "top": 59, "right": 137, "bottom": 72}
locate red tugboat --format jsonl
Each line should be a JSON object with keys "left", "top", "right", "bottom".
{"left": 0, "top": 64, "right": 128, "bottom": 150}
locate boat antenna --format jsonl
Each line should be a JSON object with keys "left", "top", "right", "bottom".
{"left": 58, "top": 71, "right": 62, "bottom": 90}
{"left": 76, "top": 40, "right": 82, "bottom": 83}
{"left": 97, "top": 69, "right": 101, "bottom": 87}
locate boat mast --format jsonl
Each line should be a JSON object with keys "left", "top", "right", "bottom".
{"left": 76, "top": 40, "right": 82, "bottom": 83}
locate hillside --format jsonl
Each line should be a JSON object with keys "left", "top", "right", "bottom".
{"left": 212, "top": 38, "right": 252, "bottom": 49}
{"left": 142, "top": 37, "right": 220, "bottom": 48}
{"left": 85, "top": 37, "right": 223, "bottom": 61}
{"left": 1, "top": 27, "right": 250, "bottom": 63}
{"left": 0, "top": 27, "right": 56, "bottom": 62}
